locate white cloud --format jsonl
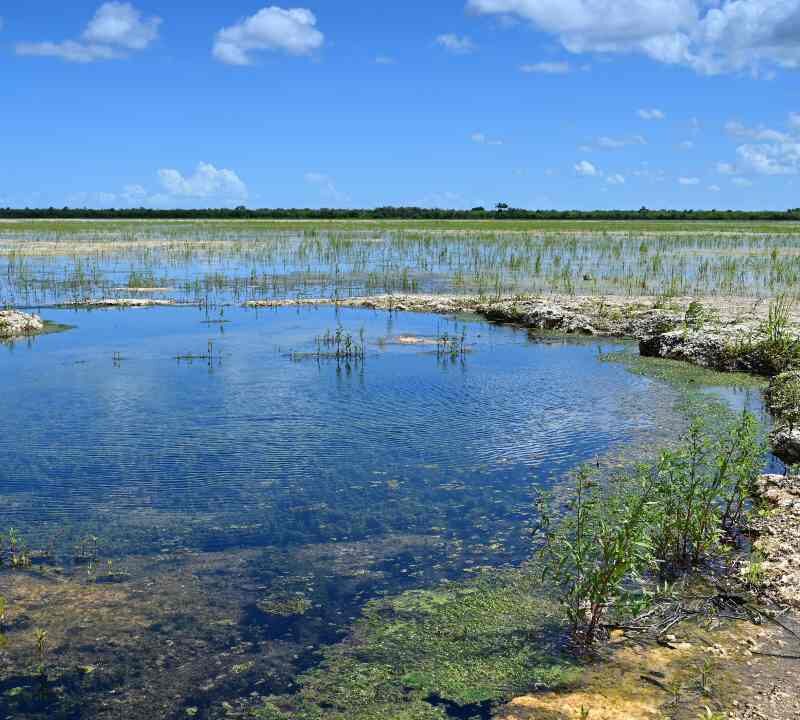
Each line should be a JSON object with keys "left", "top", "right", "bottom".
{"left": 606, "top": 173, "right": 625, "bottom": 185}
{"left": 575, "top": 160, "right": 599, "bottom": 176}
{"left": 83, "top": 2, "right": 160, "bottom": 49}
{"left": 436, "top": 33, "right": 476, "bottom": 54}
{"left": 213, "top": 7, "right": 324, "bottom": 66}
{"left": 16, "top": 2, "right": 160, "bottom": 63}
{"left": 304, "top": 172, "right": 350, "bottom": 204}
{"left": 158, "top": 162, "right": 248, "bottom": 199}
{"left": 723, "top": 117, "right": 800, "bottom": 175}
{"left": 520, "top": 61, "right": 570, "bottom": 73}
{"left": 678, "top": 176, "right": 700, "bottom": 185}
{"left": 471, "top": 132, "right": 503, "bottom": 145}
{"left": 708, "top": 184, "right": 721, "bottom": 192}
{"left": 679, "top": 140, "right": 694, "bottom": 150}
{"left": 716, "top": 161, "right": 737, "bottom": 175}
{"left": 638, "top": 108, "right": 665, "bottom": 120}
{"left": 375, "top": 55, "right": 396, "bottom": 64}
{"left": 736, "top": 142, "right": 800, "bottom": 175}
{"left": 725, "top": 120, "right": 790, "bottom": 142}
{"left": 597, "top": 134, "right": 646, "bottom": 149}
{"left": 732, "top": 177, "right": 754, "bottom": 187}
{"left": 466, "top": 0, "right": 800, "bottom": 76}
{"left": 791, "top": 112, "right": 800, "bottom": 129}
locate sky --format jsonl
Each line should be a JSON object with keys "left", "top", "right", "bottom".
{"left": 1, "top": 1, "right": 800, "bottom": 211}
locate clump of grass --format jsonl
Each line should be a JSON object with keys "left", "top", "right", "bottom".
{"left": 0, "top": 528, "right": 31, "bottom": 569}
{"left": 766, "top": 370, "right": 800, "bottom": 429}
{"left": 729, "top": 295, "right": 800, "bottom": 375}
{"left": 256, "top": 593, "right": 312, "bottom": 617}
{"left": 316, "top": 326, "right": 366, "bottom": 361}
{"left": 435, "top": 327, "right": 467, "bottom": 360}
{"left": 684, "top": 300, "right": 719, "bottom": 330}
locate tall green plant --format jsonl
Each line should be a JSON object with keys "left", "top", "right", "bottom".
{"left": 536, "top": 412, "right": 765, "bottom": 645}
{"left": 535, "top": 467, "right": 656, "bottom": 646}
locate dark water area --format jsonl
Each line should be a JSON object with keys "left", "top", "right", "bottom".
{"left": 0, "top": 306, "right": 766, "bottom": 718}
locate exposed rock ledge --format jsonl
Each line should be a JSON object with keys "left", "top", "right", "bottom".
{"left": 59, "top": 298, "right": 177, "bottom": 308}
{"left": 0, "top": 310, "right": 44, "bottom": 339}
{"left": 753, "top": 474, "right": 800, "bottom": 609}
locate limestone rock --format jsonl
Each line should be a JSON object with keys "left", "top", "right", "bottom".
{"left": 0, "top": 310, "right": 44, "bottom": 339}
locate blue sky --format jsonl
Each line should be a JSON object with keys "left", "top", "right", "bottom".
{"left": 2, "top": 1, "right": 800, "bottom": 210}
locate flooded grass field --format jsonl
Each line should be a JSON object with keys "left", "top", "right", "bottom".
{"left": 3, "top": 220, "right": 800, "bottom": 306}
{"left": 0, "top": 221, "right": 780, "bottom": 719}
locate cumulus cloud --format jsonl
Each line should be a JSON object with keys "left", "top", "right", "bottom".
{"left": 708, "top": 184, "right": 721, "bottom": 192}
{"left": 791, "top": 112, "right": 800, "bottom": 129}
{"left": 520, "top": 61, "right": 570, "bottom": 73}
{"left": 575, "top": 160, "right": 600, "bottom": 176}
{"left": 638, "top": 108, "right": 666, "bottom": 120}
{"left": 16, "top": 2, "right": 160, "bottom": 63}
{"left": 606, "top": 173, "right": 625, "bottom": 185}
{"left": 733, "top": 177, "right": 754, "bottom": 186}
{"left": 678, "top": 176, "right": 700, "bottom": 185}
{"left": 466, "top": 0, "right": 800, "bottom": 76}
{"left": 213, "top": 7, "right": 324, "bottom": 65}
{"left": 436, "top": 33, "right": 476, "bottom": 53}
{"left": 724, "top": 117, "right": 800, "bottom": 175}
{"left": 158, "top": 162, "right": 248, "bottom": 199}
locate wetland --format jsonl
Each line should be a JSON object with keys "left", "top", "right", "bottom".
{"left": 2, "top": 220, "right": 799, "bottom": 720}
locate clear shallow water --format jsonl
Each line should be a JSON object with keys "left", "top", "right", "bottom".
{"left": 3, "top": 306, "right": 666, "bottom": 560}
{"left": 0, "top": 306, "right": 765, "bottom": 719}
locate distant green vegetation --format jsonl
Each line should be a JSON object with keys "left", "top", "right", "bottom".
{"left": 2, "top": 206, "right": 800, "bottom": 225}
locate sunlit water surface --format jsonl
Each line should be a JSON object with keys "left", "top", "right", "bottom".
{"left": 0, "top": 306, "right": 766, "bottom": 719}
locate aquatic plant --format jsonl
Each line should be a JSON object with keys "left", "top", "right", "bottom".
{"left": 649, "top": 412, "right": 764, "bottom": 570}
{"left": 257, "top": 571, "right": 579, "bottom": 719}
{"left": 435, "top": 327, "right": 467, "bottom": 360}
{"left": 256, "top": 593, "right": 312, "bottom": 617}
{"left": 534, "top": 412, "right": 765, "bottom": 646}
{"left": 535, "top": 466, "right": 656, "bottom": 646}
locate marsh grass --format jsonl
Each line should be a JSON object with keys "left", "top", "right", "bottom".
{"left": 5, "top": 221, "right": 800, "bottom": 307}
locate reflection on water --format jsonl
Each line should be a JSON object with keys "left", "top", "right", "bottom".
{"left": 0, "top": 306, "right": 760, "bottom": 718}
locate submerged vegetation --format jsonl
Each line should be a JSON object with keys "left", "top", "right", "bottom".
{"left": 255, "top": 572, "right": 579, "bottom": 720}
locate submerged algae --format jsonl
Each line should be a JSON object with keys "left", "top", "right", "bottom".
{"left": 257, "top": 570, "right": 580, "bottom": 719}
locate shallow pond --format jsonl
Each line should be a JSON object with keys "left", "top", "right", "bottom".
{"left": 0, "top": 306, "right": 766, "bottom": 718}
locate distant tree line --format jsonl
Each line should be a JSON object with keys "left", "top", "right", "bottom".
{"left": 2, "top": 205, "right": 800, "bottom": 221}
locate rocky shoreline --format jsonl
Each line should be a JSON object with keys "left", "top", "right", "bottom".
{"left": 0, "top": 309, "right": 44, "bottom": 339}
